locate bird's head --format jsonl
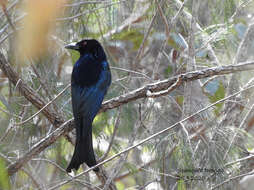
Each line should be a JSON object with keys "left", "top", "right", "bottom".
{"left": 65, "top": 39, "right": 106, "bottom": 59}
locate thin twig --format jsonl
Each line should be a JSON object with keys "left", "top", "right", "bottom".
{"left": 111, "top": 66, "right": 151, "bottom": 81}
{"left": 101, "top": 61, "right": 254, "bottom": 112}
{"left": 31, "top": 158, "right": 102, "bottom": 190}
{"left": 0, "top": 52, "right": 75, "bottom": 147}
{"left": 155, "top": 0, "right": 170, "bottom": 38}
{"left": 224, "top": 154, "right": 254, "bottom": 168}
{"left": 223, "top": 102, "right": 254, "bottom": 160}
{"left": 1, "top": 3, "right": 16, "bottom": 31}
{"left": 15, "top": 84, "right": 71, "bottom": 126}
{"left": 56, "top": 1, "right": 126, "bottom": 21}
{"left": 7, "top": 119, "right": 73, "bottom": 176}
{"left": 99, "top": 108, "right": 121, "bottom": 161}
{"left": 47, "top": 83, "right": 254, "bottom": 189}
{"left": 171, "top": 0, "right": 186, "bottom": 26}
{"left": 1, "top": 52, "right": 254, "bottom": 176}
{"left": 0, "top": 0, "right": 19, "bottom": 18}
{"left": 63, "top": 0, "right": 115, "bottom": 7}
{"left": 211, "top": 170, "right": 254, "bottom": 189}
{"left": 102, "top": 106, "right": 141, "bottom": 190}
{"left": 230, "top": 0, "right": 252, "bottom": 21}
{"left": 133, "top": 3, "right": 158, "bottom": 62}
{"left": 114, "top": 142, "right": 178, "bottom": 181}
{"left": 174, "top": 0, "right": 220, "bottom": 66}
{"left": 0, "top": 152, "right": 42, "bottom": 189}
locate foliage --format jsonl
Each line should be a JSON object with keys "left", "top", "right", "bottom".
{"left": 0, "top": 158, "right": 10, "bottom": 190}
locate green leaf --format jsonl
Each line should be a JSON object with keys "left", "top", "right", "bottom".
{"left": 224, "top": 0, "right": 235, "bottom": 22}
{"left": 0, "top": 158, "right": 11, "bottom": 190}
{"left": 176, "top": 95, "right": 184, "bottom": 106}
{"left": 164, "top": 65, "right": 173, "bottom": 77}
{"left": 70, "top": 51, "right": 80, "bottom": 64}
{"left": 93, "top": 112, "right": 109, "bottom": 136}
{"left": 177, "top": 179, "right": 186, "bottom": 190}
{"left": 112, "top": 29, "right": 144, "bottom": 50}
{"left": 116, "top": 182, "right": 125, "bottom": 190}
{"left": 117, "top": 103, "right": 136, "bottom": 136}
{"left": 125, "top": 162, "right": 139, "bottom": 174}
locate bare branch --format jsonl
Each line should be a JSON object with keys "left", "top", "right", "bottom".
{"left": 0, "top": 152, "right": 42, "bottom": 189}
{"left": 15, "top": 84, "right": 71, "bottom": 126}
{"left": 56, "top": 1, "right": 126, "bottom": 21}
{"left": 0, "top": 52, "right": 64, "bottom": 127}
{"left": 1, "top": 2, "right": 16, "bottom": 31}
{"left": 211, "top": 170, "right": 254, "bottom": 190}
{"left": 101, "top": 60, "right": 254, "bottom": 112}
{"left": 48, "top": 83, "right": 254, "bottom": 189}
{"left": 99, "top": 108, "right": 121, "bottom": 161}
{"left": 7, "top": 119, "right": 73, "bottom": 176}
{"left": 0, "top": 53, "right": 117, "bottom": 190}
{"left": 114, "top": 142, "right": 179, "bottom": 181}
{"left": 1, "top": 51, "right": 254, "bottom": 178}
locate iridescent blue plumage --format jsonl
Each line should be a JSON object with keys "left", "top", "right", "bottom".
{"left": 65, "top": 39, "right": 111, "bottom": 172}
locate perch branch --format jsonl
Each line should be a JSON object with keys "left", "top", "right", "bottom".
{"left": 101, "top": 60, "right": 254, "bottom": 112}
{"left": 0, "top": 53, "right": 117, "bottom": 190}
{"left": 0, "top": 53, "right": 64, "bottom": 127}
{"left": 1, "top": 52, "right": 254, "bottom": 176}
{"left": 48, "top": 83, "right": 254, "bottom": 189}
{"left": 7, "top": 119, "right": 73, "bottom": 176}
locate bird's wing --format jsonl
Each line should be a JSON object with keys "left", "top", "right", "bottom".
{"left": 71, "top": 68, "right": 111, "bottom": 121}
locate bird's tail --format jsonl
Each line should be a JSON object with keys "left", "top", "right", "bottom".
{"left": 66, "top": 121, "right": 98, "bottom": 173}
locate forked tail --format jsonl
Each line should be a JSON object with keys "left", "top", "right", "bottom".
{"left": 66, "top": 121, "right": 98, "bottom": 172}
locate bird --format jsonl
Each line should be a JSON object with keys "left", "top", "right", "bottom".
{"left": 65, "top": 39, "right": 111, "bottom": 172}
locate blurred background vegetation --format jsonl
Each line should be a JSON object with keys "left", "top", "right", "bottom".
{"left": 0, "top": 0, "right": 254, "bottom": 189}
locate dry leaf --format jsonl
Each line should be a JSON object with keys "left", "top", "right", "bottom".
{"left": 17, "top": 0, "right": 66, "bottom": 60}
{"left": 0, "top": 0, "right": 7, "bottom": 7}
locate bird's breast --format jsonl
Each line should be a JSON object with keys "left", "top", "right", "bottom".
{"left": 72, "top": 61, "right": 103, "bottom": 87}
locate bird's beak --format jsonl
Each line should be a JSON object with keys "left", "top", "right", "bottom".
{"left": 65, "top": 42, "right": 79, "bottom": 50}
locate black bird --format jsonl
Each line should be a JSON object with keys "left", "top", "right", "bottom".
{"left": 65, "top": 39, "right": 111, "bottom": 172}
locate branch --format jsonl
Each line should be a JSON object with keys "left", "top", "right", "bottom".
{"left": 0, "top": 53, "right": 117, "bottom": 189}
{"left": 0, "top": 53, "right": 63, "bottom": 126}
{"left": 1, "top": 2, "right": 16, "bottom": 31}
{"left": 7, "top": 119, "right": 73, "bottom": 175}
{"left": 1, "top": 51, "right": 254, "bottom": 176}
{"left": 114, "top": 142, "right": 178, "bottom": 182}
{"left": 48, "top": 83, "right": 254, "bottom": 189}
{"left": 101, "top": 61, "right": 254, "bottom": 112}
{"left": 211, "top": 170, "right": 254, "bottom": 190}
